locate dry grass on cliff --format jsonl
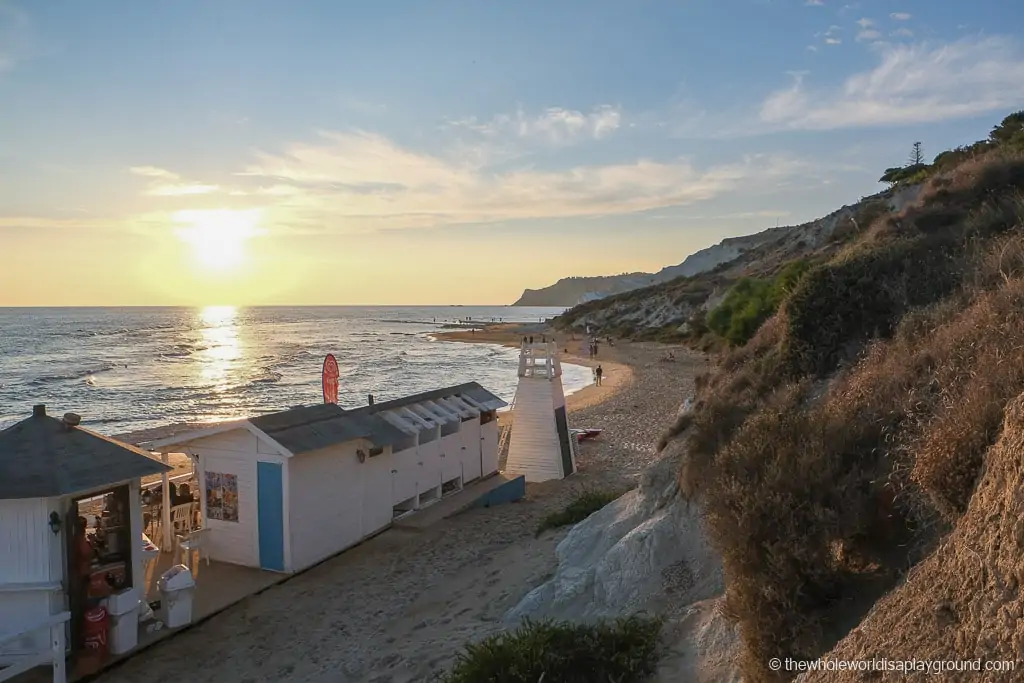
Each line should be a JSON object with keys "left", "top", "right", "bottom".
{"left": 799, "top": 393, "right": 1024, "bottom": 683}
{"left": 664, "top": 152, "right": 1024, "bottom": 681}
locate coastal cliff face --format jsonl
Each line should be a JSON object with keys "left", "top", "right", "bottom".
{"left": 515, "top": 184, "right": 921, "bottom": 313}
{"left": 651, "top": 147, "right": 1024, "bottom": 681}
{"left": 550, "top": 193, "right": 902, "bottom": 337}
{"left": 512, "top": 273, "right": 658, "bottom": 306}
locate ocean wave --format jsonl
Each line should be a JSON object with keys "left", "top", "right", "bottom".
{"left": 250, "top": 368, "right": 283, "bottom": 384}
{"left": 32, "top": 364, "right": 118, "bottom": 384}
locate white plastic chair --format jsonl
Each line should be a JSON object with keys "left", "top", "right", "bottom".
{"left": 170, "top": 503, "right": 194, "bottom": 534}
{"left": 176, "top": 528, "right": 210, "bottom": 570}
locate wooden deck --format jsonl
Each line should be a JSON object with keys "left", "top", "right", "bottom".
{"left": 12, "top": 555, "right": 285, "bottom": 683}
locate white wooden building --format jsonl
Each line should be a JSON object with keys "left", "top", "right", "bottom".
{"left": 147, "top": 382, "right": 506, "bottom": 574}
{"left": 0, "top": 405, "right": 171, "bottom": 675}
{"left": 504, "top": 342, "right": 579, "bottom": 482}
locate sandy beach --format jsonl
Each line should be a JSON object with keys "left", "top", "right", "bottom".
{"left": 98, "top": 329, "right": 705, "bottom": 683}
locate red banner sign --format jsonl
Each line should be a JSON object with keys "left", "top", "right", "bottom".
{"left": 322, "top": 354, "right": 339, "bottom": 404}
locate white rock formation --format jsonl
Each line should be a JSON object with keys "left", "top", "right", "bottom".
{"left": 503, "top": 415, "right": 742, "bottom": 678}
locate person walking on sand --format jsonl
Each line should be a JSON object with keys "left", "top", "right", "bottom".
{"left": 595, "top": 365, "right": 603, "bottom": 386}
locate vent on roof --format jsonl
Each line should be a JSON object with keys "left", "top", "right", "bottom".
{"left": 33, "top": 404, "right": 46, "bottom": 417}
{"left": 63, "top": 412, "right": 81, "bottom": 427}
{"left": 368, "top": 394, "right": 375, "bottom": 406}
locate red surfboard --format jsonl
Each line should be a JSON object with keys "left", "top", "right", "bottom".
{"left": 322, "top": 354, "right": 339, "bottom": 404}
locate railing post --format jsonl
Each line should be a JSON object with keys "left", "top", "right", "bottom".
{"left": 51, "top": 621, "right": 66, "bottom": 683}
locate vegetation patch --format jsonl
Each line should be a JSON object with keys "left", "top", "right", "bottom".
{"left": 441, "top": 616, "right": 662, "bottom": 683}
{"left": 706, "top": 259, "right": 811, "bottom": 346}
{"left": 535, "top": 487, "right": 626, "bottom": 536}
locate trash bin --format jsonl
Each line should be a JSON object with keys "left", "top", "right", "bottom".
{"left": 107, "top": 591, "right": 140, "bottom": 655}
{"left": 157, "top": 565, "right": 196, "bottom": 628}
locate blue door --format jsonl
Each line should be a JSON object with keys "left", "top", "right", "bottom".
{"left": 257, "top": 462, "right": 285, "bottom": 571}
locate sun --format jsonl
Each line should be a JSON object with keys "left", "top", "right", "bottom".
{"left": 174, "top": 209, "right": 264, "bottom": 271}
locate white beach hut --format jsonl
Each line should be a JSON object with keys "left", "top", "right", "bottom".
{"left": 504, "top": 342, "right": 578, "bottom": 482}
{"left": 0, "top": 404, "right": 171, "bottom": 679}
{"left": 146, "top": 382, "right": 506, "bottom": 574}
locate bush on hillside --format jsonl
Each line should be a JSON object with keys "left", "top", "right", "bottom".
{"left": 706, "top": 260, "right": 811, "bottom": 346}
{"left": 441, "top": 616, "right": 662, "bottom": 683}
{"left": 535, "top": 487, "right": 626, "bottom": 536}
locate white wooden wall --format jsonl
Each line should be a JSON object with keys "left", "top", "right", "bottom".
{"left": 416, "top": 438, "right": 442, "bottom": 495}
{"left": 287, "top": 443, "right": 364, "bottom": 572}
{"left": 458, "top": 419, "right": 482, "bottom": 483}
{"left": 0, "top": 498, "right": 59, "bottom": 658}
{"left": 188, "top": 430, "right": 262, "bottom": 569}
{"left": 439, "top": 431, "right": 464, "bottom": 483}
{"left": 481, "top": 418, "right": 500, "bottom": 477}
{"left": 391, "top": 446, "right": 419, "bottom": 504}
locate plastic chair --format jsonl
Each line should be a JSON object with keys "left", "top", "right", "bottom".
{"left": 170, "top": 503, "right": 194, "bottom": 534}
{"left": 176, "top": 528, "right": 210, "bottom": 570}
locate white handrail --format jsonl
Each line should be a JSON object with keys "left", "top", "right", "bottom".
{"left": 0, "top": 611, "right": 70, "bottom": 683}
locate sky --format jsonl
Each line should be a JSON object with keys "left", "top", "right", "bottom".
{"left": 1, "top": 0, "right": 1023, "bottom": 306}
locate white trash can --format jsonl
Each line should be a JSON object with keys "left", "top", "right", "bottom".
{"left": 157, "top": 564, "right": 196, "bottom": 628}
{"left": 108, "top": 594, "right": 141, "bottom": 655}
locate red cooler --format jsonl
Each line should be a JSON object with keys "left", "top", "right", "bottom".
{"left": 77, "top": 604, "right": 109, "bottom": 675}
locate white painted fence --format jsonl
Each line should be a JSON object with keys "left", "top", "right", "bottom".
{"left": 0, "top": 611, "right": 69, "bottom": 683}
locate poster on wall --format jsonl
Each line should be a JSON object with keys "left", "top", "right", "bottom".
{"left": 205, "top": 471, "right": 240, "bottom": 523}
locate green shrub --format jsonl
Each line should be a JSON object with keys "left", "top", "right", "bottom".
{"left": 535, "top": 487, "right": 624, "bottom": 536}
{"left": 706, "top": 260, "right": 811, "bottom": 346}
{"left": 441, "top": 616, "right": 662, "bottom": 683}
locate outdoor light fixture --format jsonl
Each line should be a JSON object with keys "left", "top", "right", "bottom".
{"left": 48, "top": 511, "right": 62, "bottom": 535}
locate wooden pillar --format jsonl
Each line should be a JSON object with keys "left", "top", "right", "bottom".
{"left": 161, "top": 452, "right": 172, "bottom": 552}
{"left": 51, "top": 616, "right": 66, "bottom": 683}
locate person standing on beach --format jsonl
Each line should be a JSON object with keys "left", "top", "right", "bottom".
{"left": 595, "top": 365, "right": 603, "bottom": 386}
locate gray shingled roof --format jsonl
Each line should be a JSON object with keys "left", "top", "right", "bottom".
{"left": 250, "top": 403, "right": 409, "bottom": 455}
{"left": 249, "top": 382, "right": 506, "bottom": 455}
{"left": 0, "top": 407, "right": 173, "bottom": 499}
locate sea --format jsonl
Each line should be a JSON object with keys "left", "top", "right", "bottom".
{"left": 0, "top": 306, "right": 592, "bottom": 436}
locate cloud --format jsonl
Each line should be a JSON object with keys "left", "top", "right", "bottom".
{"left": 129, "top": 166, "right": 219, "bottom": 196}
{"left": 805, "top": 0, "right": 825, "bottom": 5}
{"left": 857, "top": 29, "right": 882, "bottom": 42}
{"left": 856, "top": 18, "right": 874, "bottom": 29}
{"left": 447, "top": 105, "right": 622, "bottom": 144}
{"left": 817, "top": 25, "right": 842, "bottom": 46}
{"left": 760, "top": 36, "right": 1024, "bottom": 130}
{"left": 891, "top": 12, "right": 912, "bottom": 21}
{"left": 234, "top": 130, "right": 811, "bottom": 233}
{"left": 891, "top": 28, "right": 914, "bottom": 38}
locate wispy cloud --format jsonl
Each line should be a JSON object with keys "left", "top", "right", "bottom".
{"left": 129, "top": 166, "right": 219, "bottom": 196}
{"left": 857, "top": 28, "right": 882, "bottom": 42}
{"left": 805, "top": 0, "right": 825, "bottom": 5}
{"left": 232, "top": 130, "right": 812, "bottom": 233}
{"left": 890, "top": 12, "right": 912, "bottom": 21}
{"left": 446, "top": 105, "right": 622, "bottom": 144}
{"left": 760, "top": 36, "right": 1024, "bottom": 130}
{"left": 891, "top": 28, "right": 914, "bottom": 38}
{"left": 816, "top": 25, "right": 843, "bottom": 46}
